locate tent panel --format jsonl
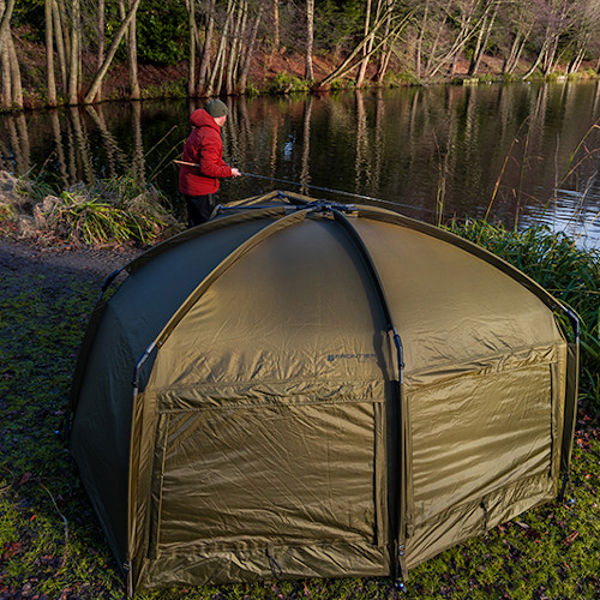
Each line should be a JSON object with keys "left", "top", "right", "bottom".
{"left": 71, "top": 304, "right": 134, "bottom": 562}
{"left": 406, "top": 470, "right": 555, "bottom": 568}
{"left": 146, "top": 219, "right": 391, "bottom": 392}
{"left": 110, "top": 217, "right": 279, "bottom": 361}
{"left": 408, "top": 358, "right": 555, "bottom": 526}
{"left": 137, "top": 540, "right": 388, "bottom": 588}
{"left": 351, "top": 219, "right": 564, "bottom": 383}
{"left": 151, "top": 399, "right": 383, "bottom": 554}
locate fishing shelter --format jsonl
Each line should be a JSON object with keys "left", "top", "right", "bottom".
{"left": 69, "top": 192, "right": 579, "bottom": 595}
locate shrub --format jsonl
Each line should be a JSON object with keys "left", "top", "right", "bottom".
{"left": 42, "top": 177, "right": 177, "bottom": 246}
{"left": 268, "top": 71, "right": 312, "bottom": 94}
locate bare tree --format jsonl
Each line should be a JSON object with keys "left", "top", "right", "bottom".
{"left": 524, "top": 0, "right": 574, "bottom": 78}
{"left": 186, "top": 0, "right": 196, "bottom": 97}
{"left": 68, "top": 0, "right": 80, "bottom": 105}
{"left": 317, "top": 5, "right": 410, "bottom": 88}
{"left": 497, "top": 1, "right": 536, "bottom": 74}
{"left": 238, "top": 4, "right": 264, "bottom": 92}
{"left": 83, "top": 0, "right": 142, "bottom": 104}
{"left": 468, "top": 0, "right": 498, "bottom": 75}
{"left": 376, "top": 0, "right": 395, "bottom": 83}
{"left": 45, "top": 0, "right": 57, "bottom": 106}
{"left": 565, "top": 0, "right": 600, "bottom": 74}
{"left": 305, "top": 0, "right": 314, "bottom": 80}
{"left": 356, "top": 0, "right": 374, "bottom": 88}
{"left": 96, "top": 0, "right": 105, "bottom": 101}
{"left": 0, "top": 0, "right": 22, "bottom": 110}
{"left": 273, "top": 0, "right": 280, "bottom": 51}
{"left": 118, "top": 0, "right": 140, "bottom": 100}
{"left": 197, "top": 0, "right": 216, "bottom": 95}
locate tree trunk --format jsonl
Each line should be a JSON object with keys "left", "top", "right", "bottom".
{"left": 0, "top": 0, "right": 10, "bottom": 108}
{"left": 469, "top": 3, "right": 497, "bottom": 76}
{"left": 305, "top": 0, "right": 314, "bottom": 80}
{"left": 523, "top": 39, "right": 547, "bottom": 79}
{"left": 376, "top": 0, "right": 393, "bottom": 83}
{"left": 355, "top": 0, "right": 373, "bottom": 88}
{"left": 7, "top": 25, "right": 22, "bottom": 108}
{"left": 207, "top": 0, "right": 233, "bottom": 97}
{"left": 68, "top": 0, "right": 80, "bottom": 105}
{"left": 238, "top": 5, "right": 263, "bottom": 92}
{"left": 52, "top": 0, "right": 67, "bottom": 94}
{"left": 225, "top": 0, "right": 246, "bottom": 95}
{"left": 128, "top": 0, "right": 140, "bottom": 99}
{"left": 318, "top": 7, "right": 405, "bottom": 87}
{"left": 0, "top": 0, "right": 15, "bottom": 50}
{"left": 197, "top": 0, "right": 215, "bottom": 95}
{"left": 503, "top": 31, "right": 521, "bottom": 73}
{"left": 96, "top": 0, "right": 105, "bottom": 102}
{"left": 56, "top": 0, "right": 70, "bottom": 70}
{"left": 273, "top": 0, "right": 279, "bottom": 51}
{"left": 83, "top": 0, "right": 142, "bottom": 104}
{"left": 45, "top": 0, "right": 57, "bottom": 106}
{"left": 415, "top": 0, "right": 429, "bottom": 79}
{"left": 1, "top": 36, "right": 10, "bottom": 108}
{"left": 186, "top": 0, "right": 196, "bottom": 97}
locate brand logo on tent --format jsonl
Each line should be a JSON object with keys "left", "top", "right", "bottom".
{"left": 327, "top": 353, "right": 377, "bottom": 362}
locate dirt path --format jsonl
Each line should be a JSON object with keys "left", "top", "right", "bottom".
{"left": 0, "top": 238, "right": 142, "bottom": 289}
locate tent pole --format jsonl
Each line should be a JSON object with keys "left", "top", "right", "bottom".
{"left": 330, "top": 208, "right": 408, "bottom": 583}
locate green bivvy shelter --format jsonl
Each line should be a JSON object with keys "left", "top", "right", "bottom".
{"left": 70, "top": 191, "right": 579, "bottom": 595}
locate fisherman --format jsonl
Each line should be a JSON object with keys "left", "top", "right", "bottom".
{"left": 179, "top": 99, "right": 241, "bottom": 227}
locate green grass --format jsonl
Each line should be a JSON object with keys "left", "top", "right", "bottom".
{"left": 0, "top": 225, "right": 599, "bottom": 599}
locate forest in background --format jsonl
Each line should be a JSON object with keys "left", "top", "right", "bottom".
{"left": 1, "top": 0, "right": 600, "bottom": 110}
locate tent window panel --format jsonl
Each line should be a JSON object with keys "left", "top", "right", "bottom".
{"left": 153, "top": 401, "right": 381, "bottom": 552}
{"left": 409, "top": 362, "right": 553, "bottom": 523}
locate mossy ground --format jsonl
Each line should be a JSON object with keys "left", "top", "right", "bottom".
{"left": 0, "top": 238, "right": 599, "bottom": 599}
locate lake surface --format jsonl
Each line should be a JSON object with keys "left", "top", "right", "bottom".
{"left": 1, "top": 81, "right": 599, "bottom": 247}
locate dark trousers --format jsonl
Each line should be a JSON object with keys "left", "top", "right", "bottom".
{"left": 185, "top": 194, "right": 215, "bottom": 227}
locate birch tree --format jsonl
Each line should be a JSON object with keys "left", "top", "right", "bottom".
{"left": 45, "top": 0, "right": 57, "bottom": 106}
{"left": 0, "top": 0, "right": 22, "bottom": 110}
{"left": 67, "top": 0, "right": 80, "bottom": 105}
{"left": 305, "top": 0, "right": 314, "bottom": 80}
{"left": 96, "top": 0, "right": 104, "bottom": 101}
{"left": 197, "top": 0, "right": 216, "bottom": 95}
{"left": 83, "top": 0, "right": 142, "bottom": 104}
{"left": 468, "top": 0, "right": 498, "bottom": 75}
{"left": 118, "top": 0, "right": 140, "bottom": 100}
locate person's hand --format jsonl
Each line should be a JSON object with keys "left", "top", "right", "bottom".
{"left": 231, "top": 167, "right": 241, "bottom": 177}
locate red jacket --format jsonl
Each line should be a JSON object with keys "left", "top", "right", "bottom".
{"left": 178, "top": 109, "right": 233, "bottom": 196}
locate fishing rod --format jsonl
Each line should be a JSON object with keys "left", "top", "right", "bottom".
{"left": 173, "top": 159, "right": 436, "bottom": 215}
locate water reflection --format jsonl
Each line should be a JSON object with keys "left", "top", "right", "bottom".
{"left": 0, "top": 81, "right": 599, "bottom": 247}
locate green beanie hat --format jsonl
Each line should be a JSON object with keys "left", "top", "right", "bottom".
{"left": 206, "top": 99, "right": 228, "bottom": 118}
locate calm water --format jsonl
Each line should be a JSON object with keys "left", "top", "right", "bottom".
{"left": 1, "top": 82, "right": 599, "bottom": 247}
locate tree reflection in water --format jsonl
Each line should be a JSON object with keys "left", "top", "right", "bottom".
{"left": 0, "top": 81, "right": 598, "bottom": 246}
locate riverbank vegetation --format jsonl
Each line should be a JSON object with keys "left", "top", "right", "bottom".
{"left": 1, "top": 0, "right": 600, "bottom": 110}
{"left": 0, "top": 170, "right": 179, "bottom": 246}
